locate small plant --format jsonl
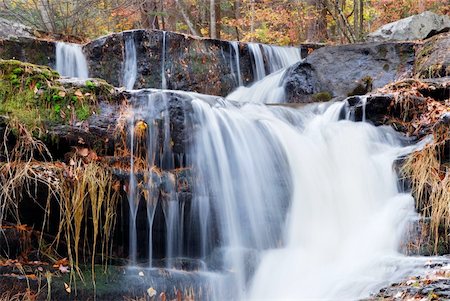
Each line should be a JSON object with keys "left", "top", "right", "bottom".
{"left": 12, "top": 67, "right": 24, "bottom": 75}
{"left": 76, "top": 105, "right": 90, "bottom": 120}
{"left": 85, "top": 80, "right": 96, "bottom": 90}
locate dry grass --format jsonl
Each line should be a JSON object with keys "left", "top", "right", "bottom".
{"left": 0, "top": 119, "right": 120, "bottom": 289}
{"left": 401, "top": 140, "right": 450, "bottom": 253}
{"left": 56, "top": 160, "right": 119, "bottom": 287}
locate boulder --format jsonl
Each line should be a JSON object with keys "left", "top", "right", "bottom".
{"left": 284, "top": 41, "right": 415, "bottom": 103}
{"left": 84, "top": 30, "right": 255, "bottom": 96}
{"left": 0, "top": 37, "right": 56, "bottom": 67}
{"left": 0, "top": 17, "right": 36, "bottom": 39}
{"left": 367, "top": 11, "right": 450, "bottom": 42}
{"left": 415, "top": 32, "right": 450, "bottom": 78}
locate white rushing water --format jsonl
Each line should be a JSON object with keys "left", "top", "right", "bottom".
{"left": 123, "top": 34, "right": 137, "bottom": 89}
{"left": 161, "top": 31, "right": 167, "bottom": 89}
{"left": 55, "top": 42, "right": 89, "bottom": 79}
{"left": 227, "top": 43, "right": 301, "bottom": 103}
{"left": 124, "top": 37, "right": 427, "bottom": 299}
{"left": 230, "top": 41, "right": 243, "bottom": 87}
{"left": 189, "top": 98, "right": 424, "bottom": 300}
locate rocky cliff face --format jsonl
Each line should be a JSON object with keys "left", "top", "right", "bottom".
{"left": 0, "top": 37, "right": 56, "bottom": 68}
{"left": 84, "top": 30, "right": 255, "bottom": 96}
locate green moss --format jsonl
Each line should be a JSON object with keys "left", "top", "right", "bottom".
{"left": 348, "top": 76, "right": 373, "bottom": 96}
{"left": 76, "top": 105, "right": 90, "bottom": 120}
{"left": 378, "top": 45, "right": 388, "bottom": 59}
{"left": 12, "top": 67, "right": 24, "bottom": 75}
{"left": 85, "top": 80, "right": 96, "bottom": 90}
{"left": 0, "top": 59, "right": 112, "bottom": 135}
{"left": 312, "top": 91, "right": 332, "bottom": 102}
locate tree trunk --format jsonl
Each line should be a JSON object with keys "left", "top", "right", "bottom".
{"left": 140, "top": 0, "right": 160, "bottom": 30}
{"left": 359, "top": 0, "right": 364, "bottom": 39}
{"left": 306, "top": 0, "right": 328, "bottom": 42}
{"left": 216, "top": 0, "right": 221, "bottom": 39}
{"left": 174, "top": 0, "right": 201, "bottom": 36}
{"left": 250, "top": 0, "right": 255, "bottom": 41}
{"left": 210, "top": 0, "right": 216, "bottom": 38}
{"left": 37, "top": 0, "right": 55, "bottom": 32}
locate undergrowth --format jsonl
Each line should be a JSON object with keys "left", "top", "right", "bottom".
{"left": 0, "top": 118, "right": 120, "bottom": 292}
{"left": 384, "top": 79, "right": 450, "bottom": 253}
{"left": 0, "top": 59, "right": 114, "bottom": 135}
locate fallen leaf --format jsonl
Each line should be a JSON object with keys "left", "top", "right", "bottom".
{"left": 147, "top": 287, "right": 156, "bottom": 297}
{"left": 58, "top": 265, "right": 69, "bottom": 273}
{"left": 64, "top": 282, "right": 71, "bottom": 293}
{"left": 77, "top": 147, "right": 89, "bottom": 157}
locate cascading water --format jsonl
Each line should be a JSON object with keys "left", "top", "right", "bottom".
{"left": 161, "top": 31, "right": 167, "bottom": 89}
{"left": 126, "top": 86, "right": 426, "bottom": 299}
{"left": 190, "top": 99, "right": 425, "bottom": 300}
{"left": 226, "top": 68, "right": 288, "bottom": 103}
{"left": 55, "top": 42, "right": 89, "bottom": 79}
{"left": 123, "top": 33, "right": 137, "bottom": 90}
{"left": 261, "top": 44, "right": 302, "bottom": 73}
{"left": 248, "top": 43, "right": 267, "bottom": 81}
{"left": 120, "top": 34, "right": 431, "bottom": 300}
{"left": 230, "top": 41, "right": 243, "bottom": 87}
{"left": 227, "top": 43, "right": 301, "bottom": 103}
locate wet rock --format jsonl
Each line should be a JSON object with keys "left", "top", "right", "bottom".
{"left": 415, "top": 32, "right": 450, "bottom": 79}
{"left": 84, "top": 30, "right": 255, "bottom": 96}
{"left": 346, "top": 94, "right": 394, "bottom": 125}
{"left": 0, "top": 264, "right": 227, "bottom": 301}
{"left": 419, "top": 77, "right": 450, "bottom": 101}
{"left": 364, "top": 258, "right": 450, "bottom": 301}
{"left": 284, "top": 42, "right": 415, "bottom": 103}
{"left": 0, "top": 37, "right": 55, "bottom": 67}
{"left": 367, "top": 11, "right": 450, "bottom": 42}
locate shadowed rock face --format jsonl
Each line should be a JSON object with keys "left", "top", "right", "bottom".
{"left": 284, "top": 41, "right": 416, "bottom": 103}
{"left": 0, "top": 37, "right": 56, "bottom": 67}
{"left": 415, "top": 32, "right": 450, "bottom": 79}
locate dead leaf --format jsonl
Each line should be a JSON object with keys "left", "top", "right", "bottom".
{"left": 58, "top": 265, "right": 69, "bottom": 274}
{"left": 77, "top": 147, "right": 89, "bottom": 157}
{"left": 64, "top": 282, "right": 71, "bottom": 293}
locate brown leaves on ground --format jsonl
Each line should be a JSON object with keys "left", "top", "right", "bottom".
{"left": 377, "top": 79, "right": 450, "bottom": 138}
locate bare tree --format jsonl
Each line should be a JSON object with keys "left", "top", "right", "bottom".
{"left": 305, "top": 0, "right": 328, "bottom": 42}
{"left": 174, "top": 0, "right": 201, "bottom": 36}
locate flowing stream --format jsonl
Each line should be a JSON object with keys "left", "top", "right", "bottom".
{"left": 123, "top": 33, "right": 138, "bottom": 89}
{"left": 55, "top": 42, "right": 89, "bottom": 79}
{"left": 227, "top": 43, "right": 301, "bottom": 103}
{"left": 123, "top": 40, "right": 427, "bottom": 300}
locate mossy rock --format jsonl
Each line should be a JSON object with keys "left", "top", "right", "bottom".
{"left": 312, "top": 91, "right": 332, "bottom": 102}
{"left": 0, "top": 60, "right": 117, "bottom": 136}
{"left": 415, "top": 32, "right": 450, "bottom": 79}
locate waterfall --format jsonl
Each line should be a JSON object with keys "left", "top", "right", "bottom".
{"left": 125, "top": 87, "right": 425, "bottom": 299}
{"left": 228, "top": 43, "right": 301, "bottom": 103}
{"left": 123, "top": 38, "right": 426, "bottom": 300}
{"left": 55, "top": 42, "right": 88, "bottom": 79}
{"left": 262, "top": 44, "right": 302, "bottom": 73}
{"left": 190, "top": 99, "right": 423, "bottom": 300}
{"left": 248, "top": 43, "right": 266, "bottom": 81}
{"left": 161, "top": 31, "right": 167, "bottom": 89}
{"left": 123, "top": 33, "right": 137, "bottom": 90}
{"left": 230, "top": 41, "right": 243, "bottom": 87}
{"left": 226, "top": 68, "right": 287, "bottom": 103}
